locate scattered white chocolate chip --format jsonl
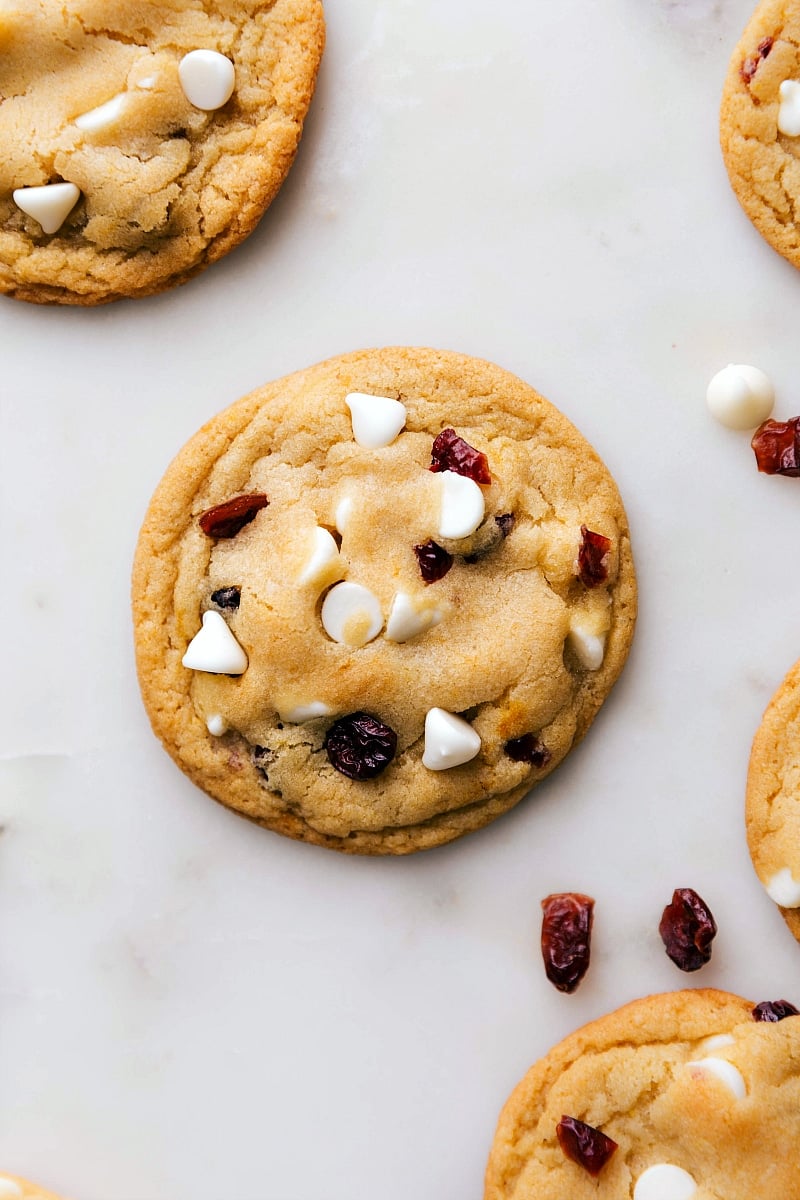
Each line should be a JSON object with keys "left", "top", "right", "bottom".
{"left": 345, "top": 392, "right": 407, "bottom": 449}
{"left": 567, "top": 622, "right": 606, "bottom": 670}
{"left": 12, "top": 181, "right": 81, "bottom": 234}
{"left": 178, "top": 49, "right": 235, "bottom": 111}
{"left": 278, "top": 700, "right": 332, "bottom": 723}
{"left": 385, "top": 592, "right": 445, "bottom": 643}
{"left": 778, "top": 79, "right": 800, "bottom": 136}
{"left": 701, "top": 1033, "right": 735, "bottom": 1052}
{"left": 206, "top": 714, "right": 228, "bottom": 737}
{"left": 685, "top": 1057, "right": 746, "bottom": 1099}
{"left": 438, "top": 471, "right": 485, "bottom": 539}
{"left": 0, "top": 1181, "right": 23, "bottom": 1199}
{"left": 633, "top": 1164, "right": 698, "bottom": 1200}
{"left": 766, "top": 866, "right": 800, "bottom": 908}
{"left": 182, "top": 611, "right": 248, "bottom": 674}
{"left": 75, "top": 92, "right": 128, "bottom": 131}
{"left": 321, "top": 582, "right": 383, "bottom": 647}
{"left": 706, "top": 364, "right": 774, "bottom": 430}
{"left": 335, "top": 496, "right": 353, "bottom": 534}
{"left": 298, "top": 526, "right": 343, "bottom": 588}
{"left": 422, "top": 708, "right": 481, "bottom": 771}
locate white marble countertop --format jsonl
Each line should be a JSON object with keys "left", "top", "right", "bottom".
{"left": 3, "top": 0, "right": 800, "bottom": 1196}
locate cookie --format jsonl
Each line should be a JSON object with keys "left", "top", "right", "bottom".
{"left": 0, "top": 0, "right": 324, "bottom": 305}
{"left": 485, "top": 988, "right": 800, "bottom": 1200}
{"left": 0, "top": 1176, "right": 66, "bottom": 1200}
{"left": 746, "top": 656, "right": 800, "bottom": 940}
{"left": 132, "top": 348, "right": 636, "bottom": 855}
{"left": 720, "top": 0, "right": 800, "bottom": 270}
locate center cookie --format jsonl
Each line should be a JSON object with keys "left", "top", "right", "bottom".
{"left": 0, "top": 0, "right": 324, "bottom": 304}
{"left": 132, "top": 348, "right": 636, "bottom": 855}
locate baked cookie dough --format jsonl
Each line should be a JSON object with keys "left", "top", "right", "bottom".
{"left": 0, "top": 1175, "right": 67, "bottom": 1200}
{"left": 0, "top": 0, "right": 324, "bottom": 304}
{"left": 747, "top": 656, "right": 800, "bottom": 940}
{"left": 485, "top": 989, "right": 800, "bottom": 1199}
{"left": 132, "top": 348, "right": 636, "bottom": 855}
{"left": 720, "top": 0, "right": 800, "bottom": 270}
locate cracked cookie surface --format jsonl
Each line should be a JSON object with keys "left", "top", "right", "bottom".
{"left": 720, "top": 0, "right": 800, "bottom": 269}
{"left": 132, "top": 348, "right": 636, "bottom": 855}
{"left": 485, "top": 989, "right": 800, "bottom": 1200}
{"left": 0, "top": 0, "right": 324, "bottom": 305}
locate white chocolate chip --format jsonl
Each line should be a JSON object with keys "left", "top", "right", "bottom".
{"left": 0, "top": 1181, "right": 23, "bottom": 1199}
{"left": 438, "top": 471, "right": 485, "bottom": 539}
{"left": 206, "top": 714, "right": 228, "bottom": 737}
{"left": 137, "top": 75, "right": 157, "bottom": 90}
{"left": 633, "top": 1164, "right": 698, "bottom": 1200}
{"left": 298, "top": 526, "right": 343, "bottom": 588}
{"left": 766, "top": 866, "right": 800, "bottom": 908}
{"left": 278, "top": 700, "right": 332, "bottom": 723}
{"left": 567, "top": 622, "right": 606, "bottom": 670}
{"left": 706, "top": 364, "right": 774, "bottom": 430}
{"left": 385, "top": 593, "right": 445, "bottom": 643}
{"left": 13, "top": 181, "right": 81, "bottom": 234}
{"left": 778, "top": 79, "right": 800, "bottom": 136}
{"left": 182, "top": 611, "right": 248, "bottom": 674}
{"left": 701, "top": 1033, "right": 735, "bottom": 1052}
{"left": 178, "top": 49, "right": 235, "bottom": 111}
{"left": 685, "top": 1057, "right": 746, "bottom": 1099}
{"left": 321, "top": 582, "right": 383, "bottom": 647}
{"left": 75, "top": 92, "right": 128, "bottom": 131}
{"left": 335, "top": 496, "right": 354, "bottom": 534}
{"left": 422, "top": 708, "right": 481, "bottom": 771}
{"left": 345, "top": 392, "right": 407, "bottom": 449}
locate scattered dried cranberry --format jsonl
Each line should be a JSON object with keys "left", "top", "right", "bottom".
{"left": 556, "top": 1116, "right": 618, "bottom": 1177}
{"left": 199, "top": 493, "right": 269, "bottom": 538}
{"left": 429, "top": 428, "right": 491, "bottom": 484}
{"left": 505, "top": 734, "right": 551, "bottom": 768}
{"left": 751, "top": 418, "right": 800, "bottom": 476}
{"left": 495, "top": 513, "right": 515, "bottom": 537}
{"left": 577, "top": 526, "right": 611, "bottom": 588}
{"left": 541, "top": 893, "right": 595, "bottom": 994}
{"left": 211, "top": 586, "right": 241, "bottom": 610}
{"left": 752, "top": 999, "right": 800, "bottom": 1022}
{"left": 325, "top": 712, "right": 397, "bottom": 780}
{"left": 414, "top": 539, "right": 453, "bottom": 583}
{"left": 659, "top": 888, "right": 717, "bottom": 972}
{"left": 740, "top": 35, "right": 774, "bottom": 84}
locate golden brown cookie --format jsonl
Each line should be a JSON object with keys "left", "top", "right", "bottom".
{"left": 132, "top": 348, "right": 636, "bottom": 855}
{"left": 0, "top": 1175, "right": 67, "bottom": 1200}
{"left": 485, "top": 989, "right": 800, "bottom": 1200}
{"left": 747, "top": 656, "right": 800, "bottom": 941}
{"left": 0, "top": 0, "right": 324, "bottom": 305}
{"left": 720, "top": 0, "right": 800, "bottom": 270}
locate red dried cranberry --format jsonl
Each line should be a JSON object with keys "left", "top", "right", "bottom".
{"left": 199, "top": 493, "right": 269, "bottom": 538}
{"left": 751, "top": 418, "right": 800, "bottom": 476}
{"left": 414, "top": 539, "right": 453, "bottom": 583}
{"left": 556, "top": 1116, "right": 617, "bottom": 1177}
{"left": 325, "top": 712, "right": 397, "bottom": 780}
{"left": 758, "top": 35, "right": 775, "bottom": 56}
{"left": 577, "top": 526, "right": 611, "bottom": 587}
{"left": 495, "top": 513, "right": 515, "bottom": 537}
{"left": 740, "top": 35, "right": 774, "bottom": 84}
{"left": 752, "top": 999, "right": 800, "bottom": 1022}
{"left": 541, "top": 893, "right": 594, "bottom": 994}
{"left": 659, "top": 888, "right": 717, "bottom": 972}
{"left": 505, "top": 734, "right": 551, "bottom": 768}
{"left": 429, "top": 428, "right": 491, "bottom": 484}
{"left": 211, "top": 586, "right": 241, "bottom": 610}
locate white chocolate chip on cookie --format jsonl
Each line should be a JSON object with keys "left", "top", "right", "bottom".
{"left": 634, "top": 1164, "right": 698, "bottom": 1200}
{"left": 438, "top": 471, "right": 485, "bottom": 539}
{"left": 385, "top": 593, "right": 445, "bottom": 643}
{"left": 765, "top": 866, "right": 800, "bottom": 908}
{"left": 345, "top": 393, "right": 407, "bottom": 449}
{"left": 684, "top": 1056, "right": 746, "bottom": 1098}
{"left": 75, "top": 93, "right": 129, "bottom": 132}
{"left": 182, "top": 611, "right": 248, "bottom": 675}
{"left": 778, "top": 79, "right": 800, "bottom": 137}
{"left": 12, "top": 182, "right": 80, "bottom": 234}
{"left": 298, "top": 526, "right": 344, "bottom": 589}
{"left": 321, "top": 582, "right": 383, "bottom": 647}
{"left": 178, "top": 49, "right": 236, "bottom": 111}
{"left": 422, "top": 708, "right": 481, "bottom": 770}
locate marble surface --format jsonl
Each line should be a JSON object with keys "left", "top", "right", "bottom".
{"left": 3, "top": 0, "right": 800, "bottom": 1196}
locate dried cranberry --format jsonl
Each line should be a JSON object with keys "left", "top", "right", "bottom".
{"left": 659, "top": 888, "right": 717, "bottom": 972}
{"left": 211, "top": 586, "right": 241, "bottom": 610}
{"left": 495, "top": 513, "right": 515, "bottom": 537}
{"left": 751, "top": 418, "right": 800, "bottom": 476}
{"left": 752, "top": 999, "right": 800, "bottom": 1022}
{"left": 414, "top": 539, "right": 453, "bottom": 583}
{"left": 541, "top": 893, "right": 594, "bottom": 994}
{"left": 199, "top": 493, "right": 269, "bottom": 538}
{"left": 740, "top": 35, "right": 774, "bottom": 84}
{"left": 429, "top": 428, "right": 491, "bottom": 484}
{"left": 505, "top": 734, "right": 551, "bottom": 768}
{"left": 325, "top": 712, "right": 397, "bottom": 780}
{"left": 577, "top": 526, "right": 611, "bottom": 587}
{"left": 556, "top": 1116, "right": 618, "bottom": 1177}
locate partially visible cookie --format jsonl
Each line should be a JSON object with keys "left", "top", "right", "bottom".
{"left": 0, "top": 0, "right": 324, "bottom": 304}
{"left": 720, "top": 0, "right": 800, "bottom": 270}
{"left": 485, "top": 989, "right": 800, "bottom": 1199}
{"left": 747, "top": 656, "right": 800, "bottom": 940}
{"left": 0, "top": 1175, "right": 67, "bottom": 1200}
{"left": 132, "top": 347, "right": 636, "bottom": 855}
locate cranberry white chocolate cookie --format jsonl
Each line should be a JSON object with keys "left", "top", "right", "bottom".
{"left": 485, "top": 989, "right": 800, "bottom": 1200}
{"left": 0, "top": 1175, "right": 67, "bottom": 1200}
{"left": 720, "top": 0, "right": 800, "bottom": 270}
{"left": 132, "top": 348, "right": 636, "bottom": 855}
{"left": 0, "top": 0, "right": 324, "bottom": 304}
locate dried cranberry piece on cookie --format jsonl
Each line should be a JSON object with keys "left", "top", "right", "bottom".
{"left": 556, "top": 1116, "right": 617, "bottom": 1176}
{"left": 199, "top": 494, "right": 269, "bottom": 538}
{"left": 429, "top": 428, "right": 491, "bottom": 483}
{"left": 325, "top": 713, "right": 397, "bottom": 780}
